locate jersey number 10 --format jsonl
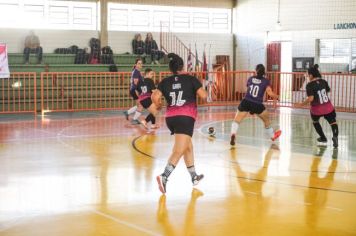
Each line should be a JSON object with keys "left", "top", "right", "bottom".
{"left": 249, "top": 85, "right": 260, "bottom": 98}
{"left": 317, "top": 89, "right": 329, "bottom": 104}
{"left": 169, "top": 91, "right": 186, "bottom": 106}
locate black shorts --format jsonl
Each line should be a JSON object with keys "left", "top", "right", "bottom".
{"left": 311, "top": 110, "right": 337, "bottom": 124}
{"left": 140, "top": 98, "right": 152, "bottom": 109}
{"left": 129, "top": 89, "right": 138, "bottom": 100}
{"left": 238, "top": 99, "right": 266, "bottom": 115}
{"left": 166, "top": 116, "right": 195, "bottom": 137}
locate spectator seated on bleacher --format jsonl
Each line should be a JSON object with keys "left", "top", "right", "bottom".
{"left": 89, "top": 38, "right": 101, "bottom": 64}
{"left": 132, "top": 33, "right": 145, "bottom": 56}
{"left": 101, "top": 46, "right": 114, "bottom": 64}
{"left": 23, "top": 30, "right": 43, "bottom": 64}
{"left": 145, "top": 32, "right": 164, "bottom": 65}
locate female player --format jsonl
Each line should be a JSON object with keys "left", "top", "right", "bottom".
{"left": 135, "top": 68, "right": 160, "bottom": 130}
{"left": 152, "top": 53, "right": 207, "bottom": 194}
{"left": 298, "top": 65, "right": 338, "bottom": 148}
{"left": 124, "top": 58, "right": 144, "bottom": 124}
{"left": 230, "top": 64, "right": 281, "bottom": 146}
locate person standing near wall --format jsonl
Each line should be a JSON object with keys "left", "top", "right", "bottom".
{"left": 23, "top": 30, "right": 42, "bottom": 64}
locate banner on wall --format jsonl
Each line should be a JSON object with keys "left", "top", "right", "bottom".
{"left": 0, "top": 43, "right": 10, "bottom": 79}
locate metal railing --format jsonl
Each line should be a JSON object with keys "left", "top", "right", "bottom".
{"left": 1, "top": 71, "right": 355, "bottom": 114}
{"left": 0, "top": 72, "right": 37, "bottom": 114}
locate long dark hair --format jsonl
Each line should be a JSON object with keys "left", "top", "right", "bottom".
{"left": 308, "top": 64, "right": 321, "bottom": 78}
{"left": 255, "top": 64, "right": 266, "bottom": 77}
{"left": 167, "top": 53, "right": 184, "bottom": 74}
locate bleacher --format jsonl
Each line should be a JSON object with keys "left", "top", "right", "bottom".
{"left": 8, "top": 53, "right": 169, "bottom": 73}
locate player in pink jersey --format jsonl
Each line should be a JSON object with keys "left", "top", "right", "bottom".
{"left": 298, "top": 65, "right": 339, "bottom": 148}
{"left": 152, "top": 53, "right": 207, "bottom": 194}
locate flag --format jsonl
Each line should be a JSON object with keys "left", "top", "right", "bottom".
{"left": 202, "top": 45, "right": 207, "bottom": 76}
{"left": 194, "top": 43, "right": 200, "bottom": 72}
{"left": 187, "top": 45, "right": 193, "bottom": 72}
{"left": 0, "top": 43, "right": 10, "bottom": 79}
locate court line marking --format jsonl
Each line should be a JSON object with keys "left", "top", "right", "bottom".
{"left": 92, "top": 210, "right": 161, "bottom": 236}
{"left": 131, "top": 134, "right": 356, "bottom": 194}
{"left": 197, "top": 119, "right": 356, "bottom": 156}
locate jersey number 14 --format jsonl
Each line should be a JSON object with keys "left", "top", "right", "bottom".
{"left": 169, "top": 91, "right": 186, "bottom": 106}
{"left": 317, "top": 89, "right": 329, "bottom": 104}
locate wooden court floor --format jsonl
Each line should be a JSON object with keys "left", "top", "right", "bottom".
{"left": 0, "top": 108, "right": 355, "bottom": 236}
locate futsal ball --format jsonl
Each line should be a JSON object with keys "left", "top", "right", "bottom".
{"left": 208, "top": 127, "right": 216, "bottom": 137}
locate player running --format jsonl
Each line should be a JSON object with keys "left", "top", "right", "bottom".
{"left": 152, "top": 53, "right": 207, "bottom": 194}
{"left": 124, "top": 58, "right": 144, "bottom": 124}
{"left": 230, "top": 64, "right": 281, "bottom": 146}
{"left": 298, "top": 65, "right": 339, "bottom": 148}
{"left": 135, "top": 68, "right": 160, "bottom": 130}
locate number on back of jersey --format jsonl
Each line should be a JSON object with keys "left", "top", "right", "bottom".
{"left": 169, "top": 91, "right": 186, "bottom": 106}
{"left": 317, "top": 89, "right": 329, "bottom": 104}
{"left": 141, "top": 86, "right": 147, "bottom": 94}
{"left": 249, "top": 85, "right": 260, "bottom": 98}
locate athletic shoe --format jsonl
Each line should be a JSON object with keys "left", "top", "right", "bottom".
{"left": 123, "top": 111, "right": 129, "bottom": 120}
{"left": 192, "top": 174, "right": 204, "bottom": 186}
{"left": 131, "top": 119, "right": 140, "bottom": 125}
{"left": 230, "top": 134, "right": 236, "bottom": 146}
{"left": 317, "top": 137, "right": 327, "bottom": 143}
{"left": 156, "top": 175, "right": 168, "bottom": 194}
{"left": 332, "top": 137, "right": 338, "bottom": 148}
{"left": 271, "top": 130, "right": 282, "bottom": 141}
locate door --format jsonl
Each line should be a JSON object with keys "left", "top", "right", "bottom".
{"left": 267, "top": 42, "right": 281, "bottom": 95}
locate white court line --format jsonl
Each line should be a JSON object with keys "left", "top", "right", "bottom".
{"left": 92, "top": 210, "right": 161, "bottom": 236}
{"left": 198, "top": 119, "right": 356, "bottom": 155}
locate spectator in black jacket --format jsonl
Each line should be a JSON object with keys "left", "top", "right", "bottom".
{"left": 132, "top": 34, "right": 145, "bottom": 55}
{"left": 145, "top": 32, "right": 164, "bottom": 65}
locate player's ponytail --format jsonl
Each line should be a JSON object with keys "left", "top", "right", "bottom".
{"left": 168, "top": 53, "right": 184, "bottom": 74}
{"left": 255, "top": 64, "right": 266, "bottom": 77}
{"left": 308, "top": 64, "right": 321, "bottom": 78}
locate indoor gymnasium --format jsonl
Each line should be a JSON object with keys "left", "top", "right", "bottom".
{"left": 0, "top": 0, "right": 355, "bottom": 235}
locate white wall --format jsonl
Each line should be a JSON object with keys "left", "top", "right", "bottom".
{"left": 109, "top": 31, "right": 233, "bottom": 65}
{"left": 0, "top": 29, "right": 99, "bottom": 53}
{"left": 235, "top": 0, "right": 356, "bottom": 71}
{"left": 0, "top": 28, "right": 233, "bottom": 66}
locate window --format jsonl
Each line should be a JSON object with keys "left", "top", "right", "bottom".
{"left": 108, "top": 3, "right": 231, "bottom": 33}
{"left": 153, "top": 11, "right": 170, "bottom": 28}
{"left": 49, "top": 6, "right": 69, "bottom": 24}
{"left": 320, "top": 39, "right": 351, "bottom": 64}
{"left": 193, "top": 12, "right": 209, "bottom": 30}
{"left": 0, "top": 0, "right": 97, "bottom": 30}
{"left": 173, "top": 11, "right": 190, "bottom": 30}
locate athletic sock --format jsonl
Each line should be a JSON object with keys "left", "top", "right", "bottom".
{"left": 187, "top": 165, "right": 197, "bottom": 178}
{"left": 313, "top": 122, "right": 326, "bottom": 140}
{"left": 127, "top": 106, "right": 137, "bottom": 115}
{"left": 231, "top": 122, "right": 239, "bottom": 135}
{"left": 331, "top": 123, "right": 339, "bottom": 137}
{"left": 265, "top": 127, "right": 274, "bottom": 138}
{"left": 133, "top": 111, "right": 141, "bottom": 120}
{"left": 162, "top": 163, "right": 175, "bottom": 178}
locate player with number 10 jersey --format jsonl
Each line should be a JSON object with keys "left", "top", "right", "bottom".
{"left": 230, "top": 64, "right": 281, "bottom": 146}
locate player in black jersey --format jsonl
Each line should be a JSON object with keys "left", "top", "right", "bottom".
{"left": 298, "top": 65, "right": 339, "bottom": 148}
{"left": 135, "top": 68, "right": 160, "bottom": 130}
{"left": 152, "top": 53, "right": 207, "bottom": 194}
{"left": 124, "top": 58, "right": 144, "bottom": 124}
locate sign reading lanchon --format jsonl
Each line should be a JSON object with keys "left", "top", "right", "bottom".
{"left": 334, "top": 22, "right": 356, "bottom": 30}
